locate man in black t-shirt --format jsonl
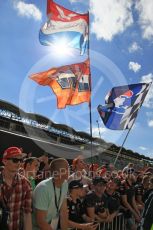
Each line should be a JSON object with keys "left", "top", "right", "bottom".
{"left": 135, "top": 181, "right": 144, "bottom": 205}
{"left": 119, "top": 168, "right": 141, "bottom": 230}
{"left": 135, "top": 174, "right": 150, "bottom": 206}
{"left": 104, "top": 178, "right": 121, "bottom": 222}
{"left": 84, "top": 177, "right": 108, "bottom": 222}
{"left": 67, "top": 180, "right": 97, "bottom": 230}
{"left": 141, "top": 175, "right": 150, "bottom": 203}
{"left": 143, "top": 176, "right": 153, "bottom": 202}
{"left": 139, "top": 190, "right": 153, "bottom": 230}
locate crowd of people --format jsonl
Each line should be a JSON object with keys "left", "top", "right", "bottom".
{"left": 0, "top": 146, "right": 153, "bottom": 230}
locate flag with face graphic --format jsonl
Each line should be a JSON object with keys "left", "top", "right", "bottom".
{"left": 30, "top": 59, "right": 91, "bottom": 109}
{"left": 97, "top": 83, "right": 152, "bottom": 130}
{"left": 39, "top": 0, "right": 89, "bottom": 55}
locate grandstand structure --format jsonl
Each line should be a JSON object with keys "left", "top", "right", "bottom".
{"left": 0, "top": 99, "right": 152, "bottom": 167}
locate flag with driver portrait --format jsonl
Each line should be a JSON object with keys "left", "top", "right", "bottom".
{"left": 97, "top": 82, "right": 152, "bottom": 130}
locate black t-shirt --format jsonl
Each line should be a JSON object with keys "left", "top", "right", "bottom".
{"left": 84, "top": 191, "right": 108, "bottom": 214}
{"left": 67, "top": 197, "right": 84, "bottom": 223}
{"left": 143, "top": 189, "right": 153, "bottom": 203}
{"left": 119, "top": 180, "right": 135, "bottom": 206}
{"left": 135, "top": 182, "right": 144, "bottom": 196}
{"left": 135, "top": 183, "right": 151, "bottom": 203}
{"left": 104, "top": 191, "right": 120, "bottom": 214}
{"left": 141, "top": 191, "right": 153, "bottom": 230}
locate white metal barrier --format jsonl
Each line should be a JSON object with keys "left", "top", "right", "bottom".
{"left": 98, "top": 213, "right": 127, "bottom": 230}
{"left": 68, "top": 213, "right": 127, "bottom": 230}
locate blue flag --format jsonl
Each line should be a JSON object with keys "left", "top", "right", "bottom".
{"left": 97, "top": 83, "right": 152, "bottom": 130}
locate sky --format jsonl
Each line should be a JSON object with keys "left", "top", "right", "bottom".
{"left": 0, "top": 0, "right": 153, "bottom": 158}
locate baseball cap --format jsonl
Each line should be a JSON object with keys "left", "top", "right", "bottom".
{"left": 69, "top": 180, "right": 88, "bottom": 190}
{"left": 92, "top": 176, "right": 107, "bottom": 186}
{"left": 3, "top": 147, "right": 26, "bottom": 159}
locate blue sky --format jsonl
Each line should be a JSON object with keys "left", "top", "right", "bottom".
{"left": 0, "top": 0, "right": 153, "bottom": 158}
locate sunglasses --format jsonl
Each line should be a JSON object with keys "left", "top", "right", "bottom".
{"left": 7, "top": 158, "right": 23, "bottom": 163}
{"left": 128, "top": 168, "right": 135, "bottom": 174}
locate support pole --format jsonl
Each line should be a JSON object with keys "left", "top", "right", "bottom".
{"left": 96, "top": 120, "right": 101, "bottom": 139}
{"left": 114, "top": 129, "right": 131, "bottom": 166}
{"left": 87, "top": 12, "right": 93, "bottom": 170}
{"left": 114, "top": 119, "right": 135, "bottom": 166}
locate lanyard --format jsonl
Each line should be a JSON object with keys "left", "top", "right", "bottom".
{"left": 52, "top": 180, "right": 62, "bottom": 214}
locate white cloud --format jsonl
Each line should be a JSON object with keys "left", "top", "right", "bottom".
{"left": 141, "top": 73, "right": 153, "bottom": 108}
{"left": 90, "top": 0, "right": 133, "bottom": 41}
{"left": 148, "top": 120, "right": 153, "bottom": 127}
{"left": 135, "top": 0, "right": 153, "bottom": 40}
{"left": 14, "top": 1, "right": 42, "bottom": 21}
{"left": 128, "top": 42, "right": 142, "bottom": 53}
{"left": 129, "top": 61, "right": 141, "bottom": 73}
{"left": 139, "top": 146, "right": 147, "bottom": 150}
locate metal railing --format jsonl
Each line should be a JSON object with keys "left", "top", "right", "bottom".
{"left": 68, "top": 213, "right": 127, "bottom": 230}
{"left": 97, "top": 213, "right": 127, "bottom": 230}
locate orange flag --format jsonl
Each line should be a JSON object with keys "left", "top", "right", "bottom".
{"left": 30, "top": 59, "right": 91, "bottom": 109}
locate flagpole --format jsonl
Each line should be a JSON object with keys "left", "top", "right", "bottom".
{"left": 96, "top": 119, "right": 101, "bottom": 139}
{"left": 114, "top": 105, "right": 141, "bottom": 166}
{"left": 89, "top": 96, "right": 93, "bottom": 163}
{"left": 114, "top": 82, "right": 152, "bottom": 166}
{"left": 114, "top": 124, "right": 133, "bottom": 166}
{"left": 87, "top": 11, "right": 94, "bottom": 170}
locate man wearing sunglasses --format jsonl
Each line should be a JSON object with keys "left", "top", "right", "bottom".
{"left": 0, "top": 146, "right": 32, "bottom": 230}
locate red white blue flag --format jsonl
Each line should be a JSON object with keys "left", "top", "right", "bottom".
{"left": 39, "top": 0, "right": 89, "bottom": 55}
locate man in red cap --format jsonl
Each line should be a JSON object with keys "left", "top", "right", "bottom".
{"left": 0, "top": 146, "right": 32, "bottom": 230}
